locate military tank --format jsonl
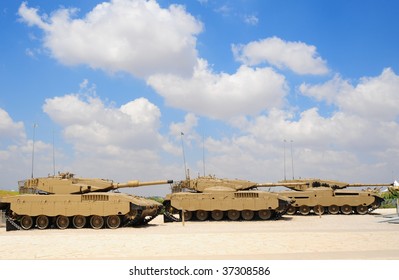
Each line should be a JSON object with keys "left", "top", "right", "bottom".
{"left": 0, "top": 172, "right": 173, "bottom": 231}
{"left": 265, "top": 178, "right": 393, "bottom": 215}
{"left": 163, "top": 176, "right": 293, "bottom": 222}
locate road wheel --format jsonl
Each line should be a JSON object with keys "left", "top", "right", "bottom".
{"left": 286, "top": 206, "right": 297, "bottom": 215}
{"left": 341, "top": 205, "right": 352, "bottom": 215}
{"left": 183, "top": 211, "right": 192, "bottom": 221}
{"left": 20, "top": 215, "right": 33, "bottom": 230}
{"left": 90, "top": 215, "right": 104, "bottom": 229}
{"left": 356, "top": 205, "right": 368, "bottom": 215}
{"left": 56, "top": 215, "right": 70, "bottom": 229}
{"left": 211, "top": 210, "right": 223, "bottom": 221}
{"left": 36, "top": 215, "right": 49, "bottom": 230}
{"left": 313, "top": 205, "right": 324, "bottom": 215}
{"left": 106, "top": 215, "right": 121, "bottom": 229}
{"left": 370, "top": 199, "right": 382, "bottom": 209}
{"left": 227, "top": 210, "right": 240, "bottom": 220}
{"left": 299, "top": 205, "right": 310, "bottom": 215}
{"left": 328, "top": 205, "right": 339, "bottom": 215}
{"left": 196, "top": 210, "right": 208, "bottom": 221}
{"left": 258, "top": 209, "right": 272, "bottom": 220}
{"left": 241, "top": 210, "right": 254, "bottom": 220}
{"left": 72, "top": 215, "right": 86, "bottom": 229}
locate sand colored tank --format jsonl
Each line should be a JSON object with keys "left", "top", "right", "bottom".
{"left": 264, "top": 178, "right": 392, "bottom": 215}
{"left": 163, "top": 176, "right": 293, "bottom": 222}
{"left": 0, "top": 172, "right": 172, "bottom": 231}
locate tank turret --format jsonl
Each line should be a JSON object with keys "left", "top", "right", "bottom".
{"left": 0, "top": 172, "right": 173, "bottom": 231}
{"left": 272, "top": 178, "right": 393, "bottom": 191}
{"left": 19, "top": 172, "right": 173, "bottom": 195}
{"left": 174, "top": 175, "right": 261, "bottom": 192}
{"left": 164, "top": 176, "right": 293, "bottom": 222}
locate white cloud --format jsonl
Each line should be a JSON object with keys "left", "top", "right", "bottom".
{"left": 0, "top": 108, "right": 56, "bottom": 187}
{"left": 18, "top": 0, "right": 203, "bottom": 78}
{"left": 232, "top": 36, "right": 329, "bottom": 75}
{"left": 148, "top": 58, "right": 288, "bottom": 120}
{"left": 299, "top": 74, "right": 352, "bottom": 104}
{"left": 0, "top": 108, "right": 26, "bottom": 142}
{"left": 300, "top": 68, "right": 399, "bottom": 121}
{"left": 193, "top": 69, "right": 399, "bottom": 183}
{"left": 43, "top": 93, "right": 162, "bottom": 152}
{"left": 169, "top": 113, "right": 198, "bottom": 139}
{"left": 202, "top": 106, "right": 399, "bottom": 183}
{"left": 243, "top": 14, "right": 259, "bottom": 26}
{"left": 41, "top": 90, "right": 183, "bottom": 195}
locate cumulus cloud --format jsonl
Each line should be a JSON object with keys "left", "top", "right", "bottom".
{"left": 169, "top": 113, "right": 198, "bottom": 139}
{"left": 300, "top": 68, "right": 399, "bottom": 120}
{"left": 0, "top": 108, "right": 26, "bottom": 142}
{"left": 43, "top": 93, "right": 162, "bottom": 153}
{"left": 18, "top": 0, "right": 202, "bottom": 78}
{"left": 232, "top": 37, "right": 329, "bottom": 75}
{"left": 41, "top": 89, "right": 182, "bottom": 193}
{"left": 198, "top": 68, "right": 399, "bottom": 183}
{"left": 147, "top": 58, "right": 288, "bottom": 120}
{"left": 0, "top": 108, "right": 57, "bottom": 187}
{"left": 203, "top": 107, "right": 399, "bottom": 182}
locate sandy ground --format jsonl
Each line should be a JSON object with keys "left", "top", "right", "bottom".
{"left": 0, "top": 209, "right": 398, "bottom": 260}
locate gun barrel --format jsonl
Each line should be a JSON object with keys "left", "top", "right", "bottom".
{"left": 255, "top": 182, "right": 309, "bottom": 188}
{"left": 116, "top": 179, "right": 173, "bottom": 189}
{"left": 346, "top": 183, "right": 394, "bottom": 187}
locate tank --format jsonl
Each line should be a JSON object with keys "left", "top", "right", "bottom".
{"left": 264, "top": 178, "right": 393, "bottom": 215}
{"left": 0, "top": 172, "right": 173, "bottom": 231}
{"left": 163, "top": 176, "right": 293, "bottom": 222}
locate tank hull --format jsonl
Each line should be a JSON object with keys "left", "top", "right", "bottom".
{"left": 164, "top": 191, "right": 291, "bottom": 221}
{"left": 0, "top": 193, "right": 162, "bottom": 230}
{"left": 277, "top": 188, "right": 383, "bottom": 215}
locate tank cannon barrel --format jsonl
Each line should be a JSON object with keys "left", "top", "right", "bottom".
{"left": 344, "top": 183, "right": 394, "bottom": 188}
{"left": 115, "top": 180, "right": 173, "bottom": 189}
{"left": 255, "top": 180, "right": 394, "bottom": 191}
{"left": 255, "top": 182, "right": 309, "bottom": 188}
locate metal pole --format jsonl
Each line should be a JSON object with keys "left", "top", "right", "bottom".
{"left": 52, "top": 129, "right": 56, "bottom": 176}
{"left": 283, "top": 139, "right": 286, "bottom": 181}
{"left": 180, "top": 132, "right": 188, "bottom": 179}
{"left": 290, "top": 140, "right": 295, "bottom": 180}
{"left": 31, "top": 123, "right": 37, "bottom": 178}
{"left": 202, "top": 133, "right": 206, "bottom": 177}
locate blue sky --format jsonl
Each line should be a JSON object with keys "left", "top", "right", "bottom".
{"left": 1, "top": 0, "right": 398, "bottom": 196}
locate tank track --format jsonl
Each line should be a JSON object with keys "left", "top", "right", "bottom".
{"left": 163, "top": 210, "right": 180, "bottom": 223}
{"left": 122, "top": 209, "right": 144, "bottom": 227}
{"left": 162, "top": 198, "right": 287, "bottom": 222}
{"left": 5, "top": 213, "right": 22, "bottom": 231}
{"left": 5, "top": 210, "right": 155, "bottom": 230}
{"left": 142, "top": 214, "right": 158, "bottom": 224}
{"left": 122, "top": 209, "right": 159, "bottom": 227}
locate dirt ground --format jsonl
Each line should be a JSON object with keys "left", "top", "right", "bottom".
{"left": 0, "top": 208, "right": 398, "bottom": 260}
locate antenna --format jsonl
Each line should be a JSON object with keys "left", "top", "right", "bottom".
{"left": 283, "top": 139, "right": 286, "bottom": 181}
{"left": 290, "top": 140, "right": 295, "bottom": 179}
{"left": 202, "top": 133, "right": 206, "bottom": 176}
{"left": 180, "top": 132, "right": 188, "bottom": 179}
{"left": 52, "top": 129, "right": 56, "bottom": 176}
{"left": 31, "top": 123, "right": 38, "bottom": 178}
